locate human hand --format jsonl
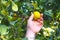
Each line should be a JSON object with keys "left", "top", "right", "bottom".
{"left": 27, "top": 13, "right": 43, "bottom": 33}
{"left": 26, "top": 13, "right": 43, "bottom": 40}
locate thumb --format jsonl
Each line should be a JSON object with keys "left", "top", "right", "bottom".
{"left": 28, "top": 13, "right": 34, "bottom": 21}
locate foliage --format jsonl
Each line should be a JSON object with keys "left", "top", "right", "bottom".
{"left": 0, "top": 0, "right": 60, "bottom": 40}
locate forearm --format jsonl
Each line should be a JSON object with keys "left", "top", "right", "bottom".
{"left": 26, "top": 29, "right": 35, "bottom": 40}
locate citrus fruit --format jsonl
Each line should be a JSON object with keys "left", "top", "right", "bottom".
{"left": 34, "top": 11, "right": 40, "bottom": 20}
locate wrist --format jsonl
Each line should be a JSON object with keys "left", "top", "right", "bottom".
{"left": 26, "top": 29, "right": 35, "bottom": 40}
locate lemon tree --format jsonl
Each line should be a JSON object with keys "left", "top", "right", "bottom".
{"left": 0, "top": 0, "right": 60, "bottom": 40}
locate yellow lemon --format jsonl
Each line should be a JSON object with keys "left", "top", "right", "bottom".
{"left": 34, "top": 11, "right": 40, "bottom": 20}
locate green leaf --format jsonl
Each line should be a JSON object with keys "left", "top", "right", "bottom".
{"left": 12, "top": 1, "right": 18, "bottom": 11}
{"left": 0, "top": 25, "right": 9, "bottom": 35}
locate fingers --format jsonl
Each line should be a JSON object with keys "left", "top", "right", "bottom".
{"left": 37, "top": 19, "right": 43, "bottom": 24}
{"left": 37, "top": 14, "right": 43, "bottom": 21}
{"left": 40, "top": 21, "right": 43, "bottom": 25}
{"left": 28, "top": 13, "right": 34, "bottom": 21}
{"left": 37, "top": 14, "right": 43, "bottom": 25}
{"left": 41, "top": 13, "right": 43, "bottom": 17}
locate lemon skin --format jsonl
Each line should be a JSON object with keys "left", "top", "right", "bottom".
{"left": 34, "top": 11, "right": 41, "bottom": 20}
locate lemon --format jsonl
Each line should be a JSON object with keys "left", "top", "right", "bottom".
{"left": 34, "top": 11, "right": 40, "bottom": 20}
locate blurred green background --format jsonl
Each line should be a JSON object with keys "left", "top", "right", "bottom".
{"left": 0, "top": 0, "right": 60, "bottom": 40}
